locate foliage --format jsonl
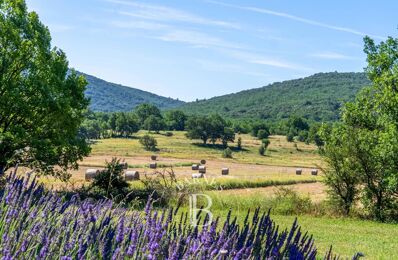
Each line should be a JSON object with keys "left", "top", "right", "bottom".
{"left": 321, "top": 36, "right": 398, "bottom": 221}
{"left": 221, "top": 127, "right": 235, "bottom": 147}
{"left": 0, "top": 174, "right": 336, "bottom": 259}
{"left": 251, "top": 122, "right": 270, "bottom": 137}
{"left": 222, "top": 147, "right": 233, "bottom": 158}
{"left": 135, "top": 103, "right": 162, "bottom": 126}
{"left": 179, "top": 72, "right": 370, "bottom": 122}
{"left": 286, "top": 133, "right": 294, "bottom": 142}
{"left": 89, "top": 158, "right": 129, "bottom": 200}
{"left": 258, "top": 145, "right": 265, "bottom": 156}
{"left": 82, "top": 72, "right": 184, "bottom": 112}
{"left": 143, "top": 115, "right": 165, "bottom": 133}
{"left": 0, "top": 0, "right": 90, "bottom": 179}
{"left": 319, "top": 124, "right": 360, "bottom": 216}
{"left": 139, "top": 134, "right": 158, "bottom": 151}
{"left": 186, "top": 114, "right": 235, "bottom": 146}
{"left": 237, "top": 137, "right": 242, "bottom": 150}
{"left": 164, "top": 110, "right": 187, "bottom": 131}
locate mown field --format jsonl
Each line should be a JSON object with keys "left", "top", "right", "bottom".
{"left": 36, "top": 131, "right": 398, "bottom": 259}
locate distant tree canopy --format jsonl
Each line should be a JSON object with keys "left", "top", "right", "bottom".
{"left": 186, "top": 114, "right": 235, "bottom": 146}
{"left": 164, "top": 110, "right": 187, "bottom": 131}
{"left": 320, "top": 35, "right": 398, "bottom": 221}
{"left": 0, "top": 0, "right": 89, "bottom": 179}
{"left": 178, "top": 72, "right": 370, "bottom": 122}
{"left": 135, "top": 103, "right": 162, "bottom": 126}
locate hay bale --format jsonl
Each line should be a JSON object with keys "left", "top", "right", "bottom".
{"left": 296, "top": 168, "right": 302, "bottom": 175}
{"left": 199, "top": 165, "right": 206, "bottom": 174}
{"left": 200, "top": 159, "right": 206, "bottom": 165}
{"left": 221, "top": 168, "right": 229, "bottom": 175}
{"left": 192, "top": 173, "right": 203, "bottom": 179}
{"left": 311, "top": 169, "right": 318, "bottom": 176}
{"left": 151, "top": 155, "right": 157, "bottom": 161}
{"left": 125, "top": 171, "right": 140, "bottom": 181}
{"left": 192, "top": 164, "right": 199, "bottom": 170}
{"left": 149, "top": 163, "right": 157, "bottom": 169}
{"left": 85, "top": 169, "right": 100, "bottom": 181}
{"left": 119, "top": 162, "right": 128, "bottom": 170}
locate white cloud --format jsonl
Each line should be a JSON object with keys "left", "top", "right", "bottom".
{"left": 206, "top": 0, "right": 385, "bottom": 40}
{"left": 110, "top": 20, "right": 169, "bottom": 30}
{"left": 156, "top": 30, "right": 243, "bottom": 49}
{"left": 106, "top": 0, "right": 240, "bottom": 29}
{"left": 310, "top": 51, "right": 356, "bottom": 60}
{"left": 225, "top": 50, "right": 315, "bottom": 71}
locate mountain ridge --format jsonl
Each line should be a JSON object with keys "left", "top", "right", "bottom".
{"left": 178, "top": 72, "right": 371, "bottom": 122}
{"left": 81, "top": 72, "right": 184, "bottom": 112}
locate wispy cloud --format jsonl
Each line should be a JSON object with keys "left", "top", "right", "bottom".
{"left": 310, "top": 51, "right": 357, "bottom": 60}
{"left": 206, "top": 0, "right": 385, "bottom": 40}
{"left": 110, "top": 20, "right": 169, "bottom": 30}
{"left": 106, "top": 0, "right": 240, "bottom": 29}
{"left": 224, "top": 50, "right": 315, "bottom": 71}
{"left": 156, "top": 30, "right": 243, "bottom": 49}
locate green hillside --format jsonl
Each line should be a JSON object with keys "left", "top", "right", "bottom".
{"left": 81, "top": 72, "right": 184, "bottom": 112}
{"left": 179, "top": 72, "right": 370, "bottom": 121}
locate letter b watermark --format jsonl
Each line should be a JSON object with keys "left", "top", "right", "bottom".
{"left": 189, "top": 194, "right": 213, "bottom": 227}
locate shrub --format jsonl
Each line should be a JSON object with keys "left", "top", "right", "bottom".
{"left": 90, "top": 157, "right": 129, "bottom": 200}
{"left": 139, "top": 134, "right": 158, "bottom": 151}
{"left": 222, "top": 147, "right": 233, "bottom": 158}
{"left": 259, "top": 145, "right": 266, "bottom": 156}
{"left": 237, "top": 137, "right": 242, "bottom": 150}
{"left": 287, "top": 133, "right": 294, "bottom": 142}
{"left": 257, "top": 129, "right": 269, "bottom": 139}
{"left": 262, "top": 138, "right": 270, "bottom": 147}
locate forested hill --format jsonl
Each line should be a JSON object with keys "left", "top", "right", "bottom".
{"left": 179, "top": 72, "right": 370, "bottom": 122}
{"left": 81, "top": 72, "right": 184, "bottom": 112}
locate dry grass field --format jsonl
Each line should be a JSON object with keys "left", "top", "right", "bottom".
{"left": 32, "top": 131, "right": 398, "bottom": 259}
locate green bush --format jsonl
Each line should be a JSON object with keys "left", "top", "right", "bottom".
{"left": 286, "top": 133, "right": 294, "bottom": 142}
{"left": 257, "top": 129, "right": 269, "bottom": 139}
{"left": 222, "top": 147, "right": 233, "bottom": 158}
{"left": 237, "top": 137, "right": 242, "bottom": 150}
{"left": 259, "top": 145, "right": 266, "bottom": 156}
{"left": 139, "top": 134, "right": 158, "bottom": 151}
{"left": 90, "top": 158, "right": 129, "bottom": 200}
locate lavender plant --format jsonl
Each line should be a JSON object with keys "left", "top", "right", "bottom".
{"left": 0, "top": 172, "right": 356, "bottom": 259}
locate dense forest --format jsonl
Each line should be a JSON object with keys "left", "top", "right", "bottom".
{"left": 82, "top": 72, "right": 184, "bottom": 112}
{"left": 178, "top": 72, "right": 370, "bottom": 122}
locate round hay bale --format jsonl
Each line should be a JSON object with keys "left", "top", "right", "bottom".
{"left": 199, "top": 165, "right": 206, "bottom": 174}
{"left": 192, "top": 164, "right": 199, "bottom": 170}
{"left": 151, "top": 155, "right": 157, "bottom": 161}
{"left": 311, "top": 169, "right": 318, "bottom": 176}
{"left": 125, "top": 171, "right": 140, "bottom": 181}
{"left": 85, "top": 169, "right": 100, "bottom": 181}
{"left": 149, "top": 163, "right": 157, "bottom": 169}
{"left": 296, "top": 168, "right": 302, "bottom": 175}
{"left": 200, "top": 159, "right": 206, "bottom": 165}
{"left": 192, "top": 173, "right": 203, "bottom": 179}
{"left": 221, "top": 168, "right": 229, "bottom": 175}
{"left": 119, "top": 162, "right": 128, "bottom": 170}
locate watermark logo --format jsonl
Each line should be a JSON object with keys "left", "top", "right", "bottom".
{"left": 189, "top": 194, "right": 213, "bottom": 227}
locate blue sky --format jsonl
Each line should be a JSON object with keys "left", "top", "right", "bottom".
{"left": 26, "top": 0, "right": 396, "bottom": 101}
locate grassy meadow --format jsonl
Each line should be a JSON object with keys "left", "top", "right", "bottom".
{"left": 33, "top": 131, "right": 397, "bottom": 259}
